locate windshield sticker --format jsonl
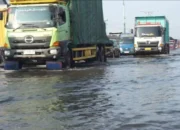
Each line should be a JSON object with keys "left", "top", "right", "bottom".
{"left": 141, "top": 33, "right": 154, "bottom": 36}
{"left": 16, "top": 8, "right": 48, "bottom": 12}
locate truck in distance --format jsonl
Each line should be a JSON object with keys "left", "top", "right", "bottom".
{"left": 107, "top": 32, "right": 121, "bottom": 58}
{"left": 134, "top": 16, "right": 170, "bottom": 55}
{"left": 119, "top": 33, "right": 134, "bottom": 55}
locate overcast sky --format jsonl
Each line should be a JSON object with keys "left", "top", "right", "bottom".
{"left": 103, "top": 0, "right": 180, "bottom": 39}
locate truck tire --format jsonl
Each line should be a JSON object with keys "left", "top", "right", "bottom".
{"left": 63, "top": 49, "right": 74, "bottom": 68}
{"left": 114, "top": 50, "right": 120, "bottom": 58}
{"left": 0, "top": 49, "right": 5, "bottom": 65}
{"left": 133, "top": 52, "right": 138, "bottom": 56}
{"left": 96, "top": 46, "right": 101, "bottom": 61}
{"left": 0, "top": 54, "right": 4, "bottom": 65}
{"left": 100, "top": 46, "right": 107, "bottom": 62}
{"left": 167, "top": 44, "right": 170, "bottom": 54}
{"left": 164, "top": 44, "right": 169, "bottom": 54}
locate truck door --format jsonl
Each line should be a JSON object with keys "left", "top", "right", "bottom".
{"left": 0, "top": 10, "right": 6, "bottom": 48}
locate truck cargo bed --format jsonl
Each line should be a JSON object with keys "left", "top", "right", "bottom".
{"left": 69, "top": 0, "right": 111, "bottom": 45}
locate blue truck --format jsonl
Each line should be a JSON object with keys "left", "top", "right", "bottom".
{"left": 134, "top": 16, "right": 170, "bottom": 54}
{"left": 119, "top": 33, "right": 134, "bottom": 55}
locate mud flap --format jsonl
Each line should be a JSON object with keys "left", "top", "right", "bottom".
{"left": 46, "top": 61, "right": 62, "bottom": 70}
{"left": 4, "top": 61, "right": 21, "bottom": 70}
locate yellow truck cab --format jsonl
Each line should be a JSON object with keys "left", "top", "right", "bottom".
{"left": 0, "top": 4, "right": 7, "bottom": 63}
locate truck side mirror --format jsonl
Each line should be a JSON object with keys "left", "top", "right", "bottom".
{"left": 4, "top": 23, "right": 8, "bottom": 28}
{"left": 58, "top": 7, "right": 64, "bottom": 15}
{"left": 0, "top": 12, "right": 3, "bottom": 20}
{"left": 161, "top": 28, "right": 165, "bottom": 34}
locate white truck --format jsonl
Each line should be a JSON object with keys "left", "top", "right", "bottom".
{"left": 134, "top": 16, "right": 170, "bottom": 54}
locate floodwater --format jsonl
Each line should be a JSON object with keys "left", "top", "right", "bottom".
{"left": 1, "top": 49, "right": 180, "bottom": 130}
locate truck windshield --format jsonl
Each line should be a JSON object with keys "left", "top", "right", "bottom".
{"left": 136, "top": 27, "right": 162, "bottom": 37}
{"left": 7, "top": 6, "right": 54, "bottom": 29}
{"left": 110, "top": 39, "right": 119, "bottom": 47}
{"left": 120, "top": 37, "right": 134, "bottom": 44}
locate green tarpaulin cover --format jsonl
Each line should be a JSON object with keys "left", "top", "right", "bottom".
{"left": 69, "top": 0, "right": 112, "bottom": 45}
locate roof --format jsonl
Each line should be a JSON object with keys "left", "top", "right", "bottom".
{"left": 135, "top": 16, "right": 166, "bottom": 18}
{"left": 135, "top": 16, "right": 169, "bottom": 23}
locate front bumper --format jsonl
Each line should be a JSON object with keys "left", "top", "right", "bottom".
{"left": 120, "top": 49, "right": 134, "bottom": 55}
{"left": 134, "top": 47, "right": 162, "bottom": 53}
{"left": 4, "top": 47, "right": 61, "bottom": 60}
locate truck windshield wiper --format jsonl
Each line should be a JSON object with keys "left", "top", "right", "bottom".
{"left": 13, "top": 24, "right": 27, "bottom": 31}
{"left": 13, "top": 23, "right": 47, "bottom": 31}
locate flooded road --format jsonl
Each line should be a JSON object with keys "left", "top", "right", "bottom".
{"left": 1, "top": 49, "right": 180, "bottom": 130}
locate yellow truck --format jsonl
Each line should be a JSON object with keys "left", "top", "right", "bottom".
{"left": 0, "top": 4, "right": 7, "bottom": 63}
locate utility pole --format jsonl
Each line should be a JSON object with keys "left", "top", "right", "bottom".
{"left": 123, "top": 0, "right": 126, "bottom": 33}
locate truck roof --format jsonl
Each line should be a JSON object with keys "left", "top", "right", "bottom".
{"left": 135, "top": 16, "right": 166, "bottom": 18}
{"left": 135, "top": 16, "right": 169, "bottom": 23}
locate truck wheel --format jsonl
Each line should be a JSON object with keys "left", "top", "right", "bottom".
{"left": 164, "top": 44, "right": 169, "bottom": 54}
{"left": 100, "top": 47, "right": 107, "bottom": 62}
{"left": 0, "top": 55, "right": 4, "bottom": 66}
{"left": 63, "top": 50, "right": 74, "bottom": 68}
{"left": 161, "top": 45, "right": 166, "bottom": 54}
{"left": 114, "top": 50, "right": 120, "bottom": 58}
{"left": 0, "top": 49, "right": 5, "bottom": 65}
{"left": 96, "top": 46, "right": 101, "bottom": 61}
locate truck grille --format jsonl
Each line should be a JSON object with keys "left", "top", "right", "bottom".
{"left": 9, "top": 36, "right": 51, "bottom": 49}
{"left": 137, "top": 41, "right": 159, "bottom": 47}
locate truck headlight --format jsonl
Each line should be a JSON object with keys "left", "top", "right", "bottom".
{"left": 120, "top": 48, "right": 123, "bottom": 52}
{"left": 50, "top": 49, "right": 58, "bottom": 54}
{"left": 159, "top": 43, "right": 163, "bottom": 47}
{"left": 134, "top": 43, "right": 138, "bottom": 47}
{"left": 135, "top": 47, "right": 140, "bottom": 51}
{"left": 4, "top": 50, "right": 10, "bottom": 56}
{"left": 158, "top": 47, "right": 162, "bottom": 50}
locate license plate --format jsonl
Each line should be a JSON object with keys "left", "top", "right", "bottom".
{"left": 124, "top": 51, "right": 130, "bottom": 53}
{"left": 145, "top": 48, "right": 151, "bottom": 51}
{"left": 24, "top": 50, "right": 35, "bottom": 55}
